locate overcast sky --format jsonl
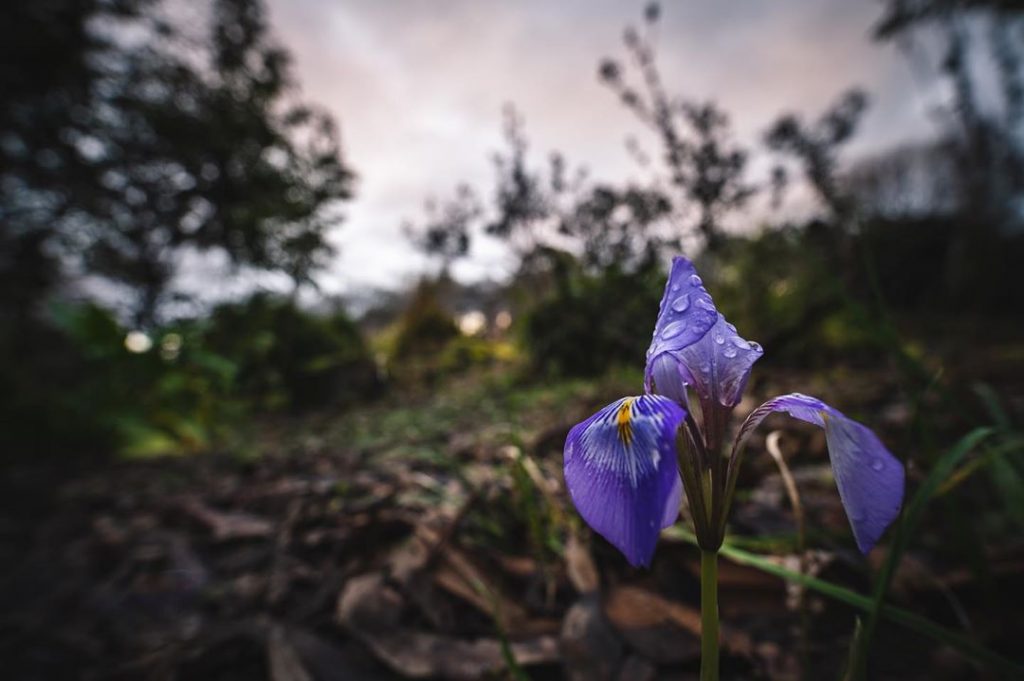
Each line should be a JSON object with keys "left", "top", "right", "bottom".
{"left": 258, "top": 0, "right": 946, "bottom": 295}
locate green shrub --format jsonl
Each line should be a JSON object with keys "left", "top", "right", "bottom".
{"left": 204, "top": 293, "right": 379, "bottom": 412}
{"left": 703, "top": 226, "right": 889, "bottom": 364}
{"left": 521, "top": 263, "right": 665, "bottom": 377}
{"left": 391, "top": 281, "right": 460, "bottom": 362}
{"left": 0, "top": 304, "right": 112, "bottom": 457}
{"left": 0, "top": 294, "right": 380, "bottom": 459}
{"left": 436, "top": 335, "right": 514, "bottom": 374}
{"left": 0, "top": 302, "right": 243, "bottom": 459}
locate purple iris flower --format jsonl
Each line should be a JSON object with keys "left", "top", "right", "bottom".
{"left": 563, "top": 256, "right": 905, "bottom": 566}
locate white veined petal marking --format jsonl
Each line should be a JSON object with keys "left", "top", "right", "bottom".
{"left": 579, "top": 396, "right": 666, "bottom": 489}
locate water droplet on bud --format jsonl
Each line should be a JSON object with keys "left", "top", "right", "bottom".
{"left": 671, "top": 294, "right": 690, "bottom": 312}
{"left": 661, "top": 320, "right": 686, "bottom": 340}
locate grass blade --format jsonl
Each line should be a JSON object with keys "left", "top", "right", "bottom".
{"left": 988, "top": 443, "right": 1024, "bottom": 531}
{"left": 664, "top": 524, "right": 1024, "bottom": 677}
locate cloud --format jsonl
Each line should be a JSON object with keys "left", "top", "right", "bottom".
{"left": 263, "top": 0, "right": 945, "bottom": 293}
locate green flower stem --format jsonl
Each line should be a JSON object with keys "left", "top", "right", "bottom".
{"left": 701, "top": 549, "right": 720, "bottom": 681}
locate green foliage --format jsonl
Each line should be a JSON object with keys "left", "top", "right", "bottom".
{"left": 521, "top": 262, "right": 665, "bottom": 377}
{"left": 702, "top": 227, "right": 891, "bottom": 364}
{"left": 0, "top": 294, "right": 379, "bottom": 459}
{"left": 436, "top": 336, "right": 513, "bottom": 375}
{"left": 65, "top": 305, "right": 242, "bottom": 458}
{"left": 0, "top": 308, "right": 107, "bottom": 456}
{"left": 385, "top": 282, "right": 512, "bottom": 384}
{"left": 861, "top": 217, "right": 1024, "bottom": 313}
{"left": 0, "top": 303, "right": 243, "bottom": 458}
{"left": 205, "top": 293, "right": 379, "bottom": 412}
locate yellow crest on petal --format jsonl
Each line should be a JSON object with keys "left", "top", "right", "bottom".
{"left": 616, "top": 397, "right": 635, "bottom": 446}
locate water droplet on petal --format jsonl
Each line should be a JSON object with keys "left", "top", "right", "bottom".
{"left": 700, "top": 363, "right": 711, "bottom": 374}
{"left": 749, "top": 342, "right": 762, "bottom": 352}
{"left": 671, "top": 284, "right": 680, "bottom": 292}
{"left": 732, "top": 337, "right": 751, "bottom": 350}
{"left": 671, "top": 294, "right": 690, "bottom": 312}
{"left": 661, "top": 320, "right": 686, "bottom": 340}
{"left": 871, "top": 459, "right": 884, "bottom": 472}
{"left": 688, "top": 274, "right": 702, "bottom": 286}
{"left": 696, "top": 298, "right": 715, "bottom": 310}
{"left": 722, "top": 345, "right": 738, "bottom": 358}
{"left": 725, "top": 322, "right": 737, "bottom": 333}
{"left": 713, "top": 333, "right": 725, "bottom": 345}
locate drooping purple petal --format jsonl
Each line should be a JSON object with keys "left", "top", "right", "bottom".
{"left": 662, "top": 473, "right": 683, "bottom": 528}
{"left": 645, "top": 257, "right": 719, "bottom": 371}
{"left": 564, "top": 395, "right": 686, "bottom": 567}
{"left": 734, "top": 393, "right": 905, "bottom": 553}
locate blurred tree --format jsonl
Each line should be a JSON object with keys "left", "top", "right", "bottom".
{"left": 0, "top": 0, "right": 145, "bottom": 320}
{"left": 558, "top": 185, "right": 672, "bottom": 272}
{"left": 205, "top": 293, "right": 378, "bottom": 412}
{"left": 404, "top": 183, "right": 481, "bottom": 276}
{"left": 873, "top": 0, "right": 1024, "bottom": 294}
{"left": 874, "top": 1, "right": 1024, "bottom": 219}
{"left": 1, "top": 0, "right": 353, "bottom": 328}
{"left": 598, "top": 4, "right": 754, "bottom": 252}
{"left": 845, "top": 140, "right": 962, "bottom": 219}
{"left": 475, "top": 105, "right": 604, "bottom": 301}
{"left": 480, "top": 104, "right": 677, "bottom": 275}
{"left": 484, "top": 105, "right": 584, "bottom": 258}
{"left": 392, "top": 281, "right": 459, "bottom": 361}
{"left": 0, "top": 1, "right": 148, "bottom": 457}
{"left": 522, "top": 261, "right": 666, "bottom": 377}
{"left": 764, "top": 89, "right": 870, "bottom": 235}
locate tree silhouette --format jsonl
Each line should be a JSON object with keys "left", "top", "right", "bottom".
{"left": 558, "top": 185, "right": 672, "bottom": 271}
{"left": 1, "top": 0, "right": 353, "bottom": 327}
{"left": 598, "top": 4, "right": 754, "bottom": 252}
{"left": 873, "top": 0, "right": 1024, "bottom": 229}
{"left": 484, "top": 105, "right": 577, "bottom": 258}
{"left": 764, "top": 89, "right": 870, "bottom": 228}
{"left": 873, "top": 0, "right": 1024, "bottom": 295}
{"left": 404, "top": 184, "right": 481, "bottom": 276}
{"left": 0, "top": 0, "right": 148, "bottom": 322}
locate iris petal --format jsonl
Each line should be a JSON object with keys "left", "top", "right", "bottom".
{"left": 644, "top": 258, "right": 762, "bottom": 410}
{"left": 735, "top": 393, "right": 905, "bottom": 553}
{"left": 645, "top": 257, "right": 719, "bottom": 369}
{"left": 662, "top": 473, "right": 683, "bottom": 527}
{"left": 564, "top": 395, "right": 686, "bottom": 566}
{"left": 673, "top": 313, "right": 763, "bottom": 410}
{"left": 647, "top": 352, "right": 689, "bottom": 405}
